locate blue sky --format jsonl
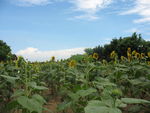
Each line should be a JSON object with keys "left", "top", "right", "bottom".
{"left": 0, "top": 0, "right": 150, "bottom": 61}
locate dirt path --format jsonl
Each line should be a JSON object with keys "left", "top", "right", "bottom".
{"left": 44, "top": 96, "right": 73, "bottom": 113}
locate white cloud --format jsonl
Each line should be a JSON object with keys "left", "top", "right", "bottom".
{"left": 121, "top": 0, "right": 150, "bottom": 23}
{"left": 134, "top": 17, "right": 150, "bottom": 23}
{"left": 15, "top": 0, "right": 51, "bottom": 6}
{"left": 125, "top": 28, "right": 140, "bottom": 33}
{"left": 70, "top": 0, "right": 113, "bottom": 13}
{"left": 13, "top": 0, "right": 113, "bottom": 20}
{"left": 69, "top": 0, "right": 113, "bottom": 20}
{"left": 16, "top": 47, "right": 85, "bottom": 61}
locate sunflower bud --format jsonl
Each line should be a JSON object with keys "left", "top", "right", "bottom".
{"left": 111, "top": 89, "right": 122, "bottom": 97}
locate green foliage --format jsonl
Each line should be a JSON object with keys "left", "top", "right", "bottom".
{"left": 70, "top": 54, "right": 86, "bottom": 62}
{"left": 85, "top": 33, "right": 150, "bottom": 61}
{"left": 0, "top": 40, "right": 11, "bottom": 61}
{"left": 85, "top": 48, "right": 94, "bottom": 55}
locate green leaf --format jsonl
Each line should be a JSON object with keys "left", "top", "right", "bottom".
{"left": 17, "top": 96, "right": 32, "bottom": 111}
{"left": 85, "top": 100, "right": 108, "bottom": 113}
{"left": 121, "top": 98, "right": 150, "bottom": 104}
{"left": 0, "top": 75, "right": 19, "bottom": 84}
{"left": 87, "top": 100, "right": 107, "bottom": 107}
{"left": 27, "top": 82, "right": 48, "bottom": 90}
{"left": 115, "top": 99, "right": 127, "bottom": 108}
{"left": 109, "top": 108, "right": 122, "bottom": 113}
{"left": 32, "top": 94, "right": 46, "bottom": 104}
{"left": 85, "top": 100, "right": 123, "bottom": 113}
{"left": 17, "top": 96, "right": 43, "bottom": 113}
{"left": 85, "top": 105, "right": 109, "bottom": 113}
{"left": 102, "top": 99, "right": 114, "bottom": 107}
{"left": 68, "top": 88, "right": 97, "bottom": 101}
{"left": 85, "top": 100, "right": 122, "bottom": 113}
{"left": 76, "top": 88, "right": 97, "bottom": 97}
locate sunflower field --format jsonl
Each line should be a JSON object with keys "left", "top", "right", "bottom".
{"left": 0, "top": 49, "right": 150, "bottom": 113}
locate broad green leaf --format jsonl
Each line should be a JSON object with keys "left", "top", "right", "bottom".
{"left": 85, "top": 100, "right": 122, "bottom": 113}
{"left": 85, "top": 100, "right": 108, "bottom": 113}
{"left": 27, "top": 82, "right": 48, "bottom": 90}
{"left": 32, "top": 94, "right": 46, "bottom": 104}
{"left": 0, "top": 75, "right": 19, "bottom": 84}
{"left": 115, "top": 99, "right": 127, "bottom": 108}
{"left": 94, "top": 81, "right": 116, "bottom": 89}
{"left": 76, "top": 88, "right": 97, "bottom": 97}
{"left": 109, "top": 108, "right": 122, "bottom": 113}
{"left": 88, "top": 100, "right": 107, "bottom": 107}
{"left": 121, "top": 98, "right": 150, "bottom": 104}
{"left": 68, "top": 88, "right": 97, "bottom": 101}
{"left": 102, "top": 99, "right": 114, "bottom": 107}
{"left": 85, "top": 106, "right": 109, "bottom": 113}
{"left": 17, "top": 96, "right": 43, "bottom": 113}
{"left": 29, "top": 98, "right": 43, "bottom": 113}
{"left": 17, "top": 96, "right": 32, "bottom": 111}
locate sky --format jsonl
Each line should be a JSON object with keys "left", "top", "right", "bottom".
{"left": 0, "top": 0, "right": 150, "bottom": 61}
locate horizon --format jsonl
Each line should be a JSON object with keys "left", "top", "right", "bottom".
{"left": 0, "top": 0, "right": 150, "bottom": 61}
{"left": 2, "top": 33, "right": 149, "bottom": 61}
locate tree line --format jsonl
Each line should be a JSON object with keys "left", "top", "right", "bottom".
{"left": 85, "top": 33, "right": 150, "bottom": 61}
{"left": 1, "top": 33, "right": 150, "bottom": 62}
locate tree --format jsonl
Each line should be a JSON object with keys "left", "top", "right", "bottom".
{"left": 85, "top": 33, "right": 150, "bottom": 61}
{"left": 84, "top": 48, "right": 94, "bottom": 55}
{"left": 0, "top": 40, "right": 11, "bottom": 61}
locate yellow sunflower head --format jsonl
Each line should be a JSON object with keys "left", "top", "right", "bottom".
{"left": 102, "top": 59, "right": 107, "bottom": 65}
{"left": 132, "top": 50, "right": 136, "bottom": 56}
{"left": 51, "top": 56, "right": 55, "bottom": 61}
{"left": 148, "top": 52, "right": 150, "bottom": 57}
{"left": 135, "top": 52, "right": 140, "bottom": 59}
{"left": 140, "top": 53, "right": 145, "bottom": 59}
{"left": 127, "top": 48, "right": 131, "bottom": 54}
{"left": 121, "top": 56, "right": 126, "bottom": 61}
{"left": 110, "top": 51, "right": 116, "bottom": 59}
{"left": 93, "top": 53, "right": 99, "bottom": 60}
{"left": 68, "top": 60, "right": 76, "bottom": 67}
